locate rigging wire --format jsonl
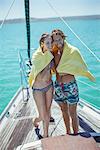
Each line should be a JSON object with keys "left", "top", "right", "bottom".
{"left": 46, "top": 0, "right": 100, "bottom": 62}
{"left": 0, "top": 0, "right": 16, "bottom": 29}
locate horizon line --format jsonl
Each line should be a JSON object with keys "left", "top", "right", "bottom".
{"left": 0, "top": 14, "right": 100, "bottom": 23}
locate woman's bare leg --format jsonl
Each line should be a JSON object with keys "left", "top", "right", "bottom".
{"left": 59, "top": 103, "right": 71, "bottom": 134}
{"left": 32, "top": 117, "right": 41, "bottom": 127}
{"left": 33, "top": 86, "right": 53, "bottom": 127}
{"left": 45, "top": 86, "right": 54, "bottom": 120}
{"left": 33, "top": 92, "right": 49, "bottom": 137}
{"left": 69, "top": 104, "right": 79, "bottom": 134}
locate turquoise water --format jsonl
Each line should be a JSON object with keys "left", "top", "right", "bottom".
{"left": 0, "top": 18, "right": 100, "bottom": 114}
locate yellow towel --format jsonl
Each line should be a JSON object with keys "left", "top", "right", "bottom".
{"left": 28, "top": 47, "right": 54, "bottom": 87}
{"left": 57, "top": 42, "right": 95, "bottom": 81}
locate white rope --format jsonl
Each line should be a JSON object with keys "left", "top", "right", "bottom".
{"left": 0, "top": 0, "right": 16, "bottom": 29}
{"left": 77, "top": 79, "right": 100, "bottom": 92}
{"left": 46, "top": 0, "right": 100, "bottom": 62}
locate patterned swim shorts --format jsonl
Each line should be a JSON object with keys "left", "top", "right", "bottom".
{"left": 54, "top": 79, "right": 79, "bottom": 104}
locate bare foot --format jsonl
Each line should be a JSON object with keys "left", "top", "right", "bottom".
{"left": 32, "top": 117, "right": 41, "bottom": 127}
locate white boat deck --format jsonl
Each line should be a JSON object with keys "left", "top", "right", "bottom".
{"left": 0, "top": 88, "right": 100, "bottom": 150}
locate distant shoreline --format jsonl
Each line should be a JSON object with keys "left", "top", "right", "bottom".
{"left": 0, "top": 15, "right": 100, "bottom": 24}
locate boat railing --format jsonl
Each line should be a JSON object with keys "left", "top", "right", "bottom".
{"left": 18, "top": 50, "right": 30, "bottom": 102}
{"left": 0, "top": 50, "right": 31, "bottom": 122}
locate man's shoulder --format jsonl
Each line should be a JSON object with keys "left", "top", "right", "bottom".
{"left": 65, "top": 41, "right": 79, "bottom": 50}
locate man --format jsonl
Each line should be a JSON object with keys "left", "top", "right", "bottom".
{"left": 51, "top": 29, "right": 95, "bottom": 134}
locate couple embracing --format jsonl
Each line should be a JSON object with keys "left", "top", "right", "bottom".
{"left": 29, "top": 29, "right": 95, "bottom": 138}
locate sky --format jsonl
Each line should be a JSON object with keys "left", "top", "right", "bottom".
{"left": 0, "top": 0, "right": 100, "bottom": 20}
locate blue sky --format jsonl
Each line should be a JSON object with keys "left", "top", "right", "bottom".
{"left": 0, "top": 0, "right": 100, "bottom": 20}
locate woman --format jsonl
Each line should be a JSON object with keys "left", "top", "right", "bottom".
{"left": 29, "top": 33, "right": 54, "bottom": 138}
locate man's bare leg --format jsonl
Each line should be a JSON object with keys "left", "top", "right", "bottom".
{"left": 59, "top": 103, "right": 71, "bottom": 134}
{"left": 69, "top": 104, "right": 79, "bottom": 134}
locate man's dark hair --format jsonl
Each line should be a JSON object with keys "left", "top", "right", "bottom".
{"left": 51, "top": 29, "right": 66, "bottom": 40}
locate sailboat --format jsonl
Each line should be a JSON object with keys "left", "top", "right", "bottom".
{"left": 0, "top": 0, "right": 100, "bottom": 149}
